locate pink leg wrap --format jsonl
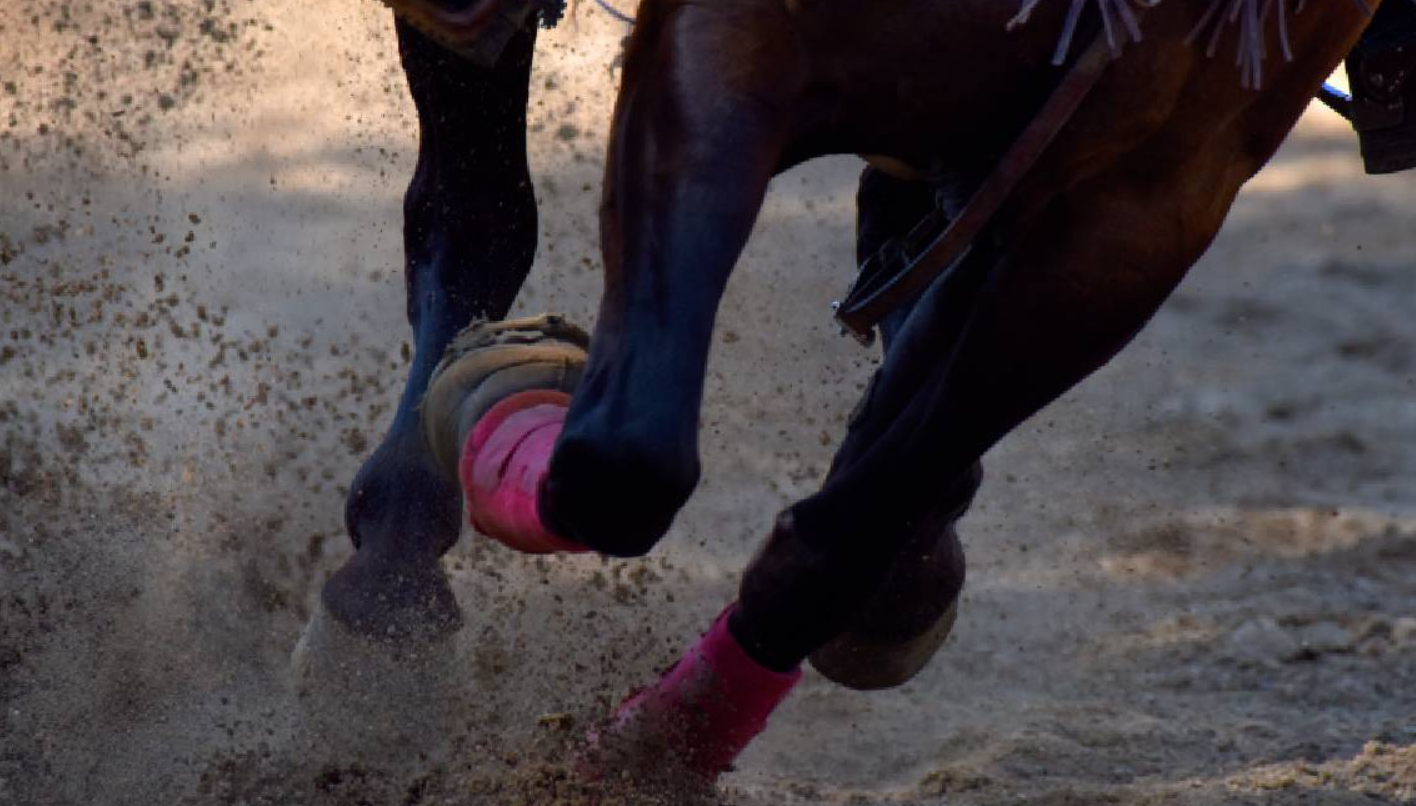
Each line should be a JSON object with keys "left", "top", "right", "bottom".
{"left": 600, "top": 606, "right": 801, "bottom": 778}
{"left": 458, "top": 390, "right": 586, "bottom": 554}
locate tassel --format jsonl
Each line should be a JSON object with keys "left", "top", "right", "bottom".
{"left": 1009, "top": 0, "right": 1161, "bottom": 65}
{"left": 1012, "top": 0, "right": 1373, "bottom": 86}
{"left": 1187, "top": 0, "right": 1373, "bottom": 89}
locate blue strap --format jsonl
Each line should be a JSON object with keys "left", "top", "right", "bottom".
{"left": 590, "top": 0, "right": 636, "bottom": 25}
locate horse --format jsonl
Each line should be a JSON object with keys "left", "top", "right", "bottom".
{"left": 319, "top": 0, "right": 1387, "bottom": 782}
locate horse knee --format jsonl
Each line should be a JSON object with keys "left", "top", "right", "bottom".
{"left": 542, "top": 428, "right": 699, "bottom": 558}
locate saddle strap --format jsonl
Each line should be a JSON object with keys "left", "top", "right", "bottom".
{"left": 834, "top": 27, "right": 1124, "bottom": 344}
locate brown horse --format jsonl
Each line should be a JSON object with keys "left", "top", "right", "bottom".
{"left": 327, "top": 0, "right": 1382, "bottom": 782}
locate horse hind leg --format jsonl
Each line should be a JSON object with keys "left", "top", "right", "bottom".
{"left": 807, "top": 467, "right": 978, "bottom": 689}
{"left": 731, "top": 158, "right": 1231, "bottom": 683}
{"left": 796, "top": 166, "right": 979, "bottom": 689}
{"left": 322, "top": 20, "right": 541, "bottom": 638}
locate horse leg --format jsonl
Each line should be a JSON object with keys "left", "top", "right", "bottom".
{"left": 731, "top": 156, "right": 1234, "bottom": 678}
{"left": 394, "top": 4, "right": 832, "bottom": 779}
{"left": 534, "top": 4, "right": 803, "bottom": 556}
{"left": 322, "top": 20, "right": 539, "bottom": 637}
{"left": 806, "top": 166, "right": 981, "bottom": 690}
{"left": 580, "top": 160, "right": 992, "bottom": 778}
{"left": 409, "top": 4, "right": 807, "bottom": 565}
{"left": 741, "top": 46, "right": 1353, "bottom": 671}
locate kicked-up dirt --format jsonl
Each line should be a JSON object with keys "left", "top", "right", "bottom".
{"left": 2, "top": 1, "right": 1414, "bottom": 804}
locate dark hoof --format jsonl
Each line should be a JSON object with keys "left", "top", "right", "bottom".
{"left": 810, "top": 599, "right": 959, "bottom": 691}
{"left": 809, "top": 519, "right": 967, "bottom": 691}
{"left": 810, "top": 467, "right": 979, "bottom": 690}
{"left": 321, "top": 548, "right": 462, "bottom": 642}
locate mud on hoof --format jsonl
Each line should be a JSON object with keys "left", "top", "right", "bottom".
{"left": 320, "top": 548, "right": 462, "bottom": 641}
{"left": 420, "top": 313, "right": 590, "bottom": 484}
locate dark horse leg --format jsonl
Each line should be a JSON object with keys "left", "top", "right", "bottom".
{"left": 555, "top": 16, "right": 1229, "bottom": 761}
{"left": 536, "top": 1, "right": 803, "bottom": 557}
{"left": 731, "top": 157, "right": 1239, "bottom": 675}
{"left": 732, "top": 42, "right": 1357, "bottom": 664}
{"left": 806, "top": 167, "right": 981, "bottom": 690}
{"left": 396, "top": 0, "right": 1361, "bottom": 778}
{"left": 322, "top": 19, "right": 539, "bottom": 637}
{"left": 721, "top": 1, "right": 1373, "bottom": 680}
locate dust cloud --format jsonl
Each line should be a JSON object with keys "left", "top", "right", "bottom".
{"left": 2, "top": 2, "right": 1414, "bottom": 804}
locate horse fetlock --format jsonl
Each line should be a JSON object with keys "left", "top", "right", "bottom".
{"left": 344, "top": 428, "right": 462, "bottom": 559}
{"left": 542, "top": 429, "right": 699, "bottom": 557}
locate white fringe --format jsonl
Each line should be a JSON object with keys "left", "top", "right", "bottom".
{"left": 1009, "top": 0, "right": 1374, "bottom": 88}
{"left": 1008, "top": 0, "right": 1162, "bottom": 65}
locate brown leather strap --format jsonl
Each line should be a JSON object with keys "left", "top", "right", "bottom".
{"left": 835, "top": 28, "right": 1122, "bottom": 343}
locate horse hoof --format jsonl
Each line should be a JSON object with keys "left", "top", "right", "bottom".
{"left": 808, "top": 519, "right": 965, "bottom": 691}
{"left": 320, "top": 548, "right": 462, "bottom": 641}
{"left": 809, "top": 470, "right": 975, "bottom": 691}
{"left": 809, "top": 599, "right": 959, "bottom": 691}
{"left": 292, "top": 599, "right": 456, "bottom": 684}
{"left": 420, "top": 313, "right": 589, "bottom": 484}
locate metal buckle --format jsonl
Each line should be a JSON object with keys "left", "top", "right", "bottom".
{"left": 833, "top": 206, "right": 952, "bottom": 347}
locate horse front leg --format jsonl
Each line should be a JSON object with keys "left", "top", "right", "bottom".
{"left": 322, "top": 20, "right": 540, "bottom": 638}
{"left": 538, "top": 5, "right": 803, "bottom": 557}
{"left": 404, "top": 7, "right": 809, "bottom": 779}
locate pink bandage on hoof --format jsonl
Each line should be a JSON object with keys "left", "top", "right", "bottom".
{"left": 458, "top": 389, "right": 585, "bottom": 554}
{"left": 591, "top": 606, "right": 801, "bottom": 779}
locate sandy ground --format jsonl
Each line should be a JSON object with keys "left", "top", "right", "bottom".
{"left": 3, "top": 1, "right": 1415, "bottom": 804}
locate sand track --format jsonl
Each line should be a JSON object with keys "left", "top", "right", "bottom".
{"left": 2, "top": 1, "right": 1414, "bottom": 804}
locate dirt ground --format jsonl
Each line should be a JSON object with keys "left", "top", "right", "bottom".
{"left": 3, "top": 2, "right": 1415, "bottom": 805}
